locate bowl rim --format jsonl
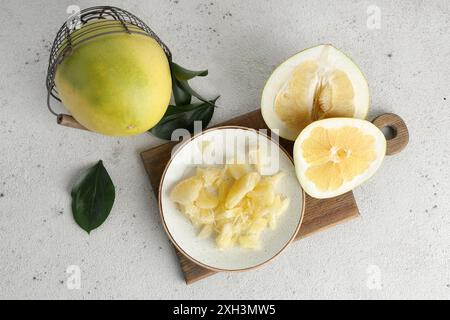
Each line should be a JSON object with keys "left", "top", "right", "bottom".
{"left": 158, "top": 125, "right": 306, "bottom": 272}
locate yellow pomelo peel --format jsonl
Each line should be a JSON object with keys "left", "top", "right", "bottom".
{"left": 55, "top": 21, "right": 172, "bottom": 136}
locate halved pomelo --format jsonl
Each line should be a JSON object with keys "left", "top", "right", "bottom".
{"left": 293, "top": 118, "right": 386, "bottom": 199}
{"left": 261, "top": 44, "right": 369, "bottom": 141}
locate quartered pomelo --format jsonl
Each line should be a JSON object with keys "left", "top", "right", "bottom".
{"left": 54, "top": 20, "right": 172, "bottom": 136}
{"left": 293, "top": 118, "right": 386, "bottom": 199}
{"left": 261, "top": 44, "right": 369, "bottom": 141}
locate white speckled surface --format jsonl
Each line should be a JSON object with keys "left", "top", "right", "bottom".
{"left": 0, "top": 0, "right": 449, "bottom": 300}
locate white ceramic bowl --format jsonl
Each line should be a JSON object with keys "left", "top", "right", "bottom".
{"left": 159, "top": 126, "right": 305, "bottom": 272}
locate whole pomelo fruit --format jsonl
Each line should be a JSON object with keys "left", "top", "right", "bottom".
{"left": 54, "top": 21, "right": 172, "bottom": 136}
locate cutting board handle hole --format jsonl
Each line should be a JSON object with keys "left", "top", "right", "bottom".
{"left": 372, "top": 113, "right": 409, "bottom": 156}
{"left": 381, "top": 125, "right": 397, "bottom": 140}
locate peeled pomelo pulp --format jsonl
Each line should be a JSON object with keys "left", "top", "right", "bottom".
{"left": 261, "top": 44, "right": 369, "bottom": 141}
{"left": 54, "top": 21, "right": 172, "bottom": 136}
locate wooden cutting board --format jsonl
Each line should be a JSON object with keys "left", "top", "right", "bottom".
{"left": 140, "top": 110, "right": 408, "bottom": 284}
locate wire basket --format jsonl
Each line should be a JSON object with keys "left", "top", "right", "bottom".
{"left": 45, "top": 6, "right": 172, "bottom": 127}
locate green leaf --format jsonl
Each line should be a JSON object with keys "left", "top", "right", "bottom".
{"left": 71, "top": 160, "right": 115, "bottom": 234}
{"left": 171, "top": 62, "right": 208, "bottom": 81}
{"left": 163, "top": 101, "right": 210, "bottom": 117}
{"left": 172, "top": 78, "right": 191, "bottom": 106}
{"left": 150, "top": 98, "right": 219, "bottom": 140}
{"left": 176, "top": 80, "right": 217, "bottom": 107}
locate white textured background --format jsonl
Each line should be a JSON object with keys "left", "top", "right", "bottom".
{"left": 0, "top": 0, "right": 449, "bottom": 300}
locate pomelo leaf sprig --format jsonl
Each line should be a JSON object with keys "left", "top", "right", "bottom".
{"left": 71, "top": 160, "right": 115, "bottom": 234}
{"left": 150, "top": 97, "right": 219, "bottom": 140}
{"left": 150, "top": 62, "right": 219, "bottom": 140}
{"left": 171, "top": 62, "right": 208, "bottom": 80}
